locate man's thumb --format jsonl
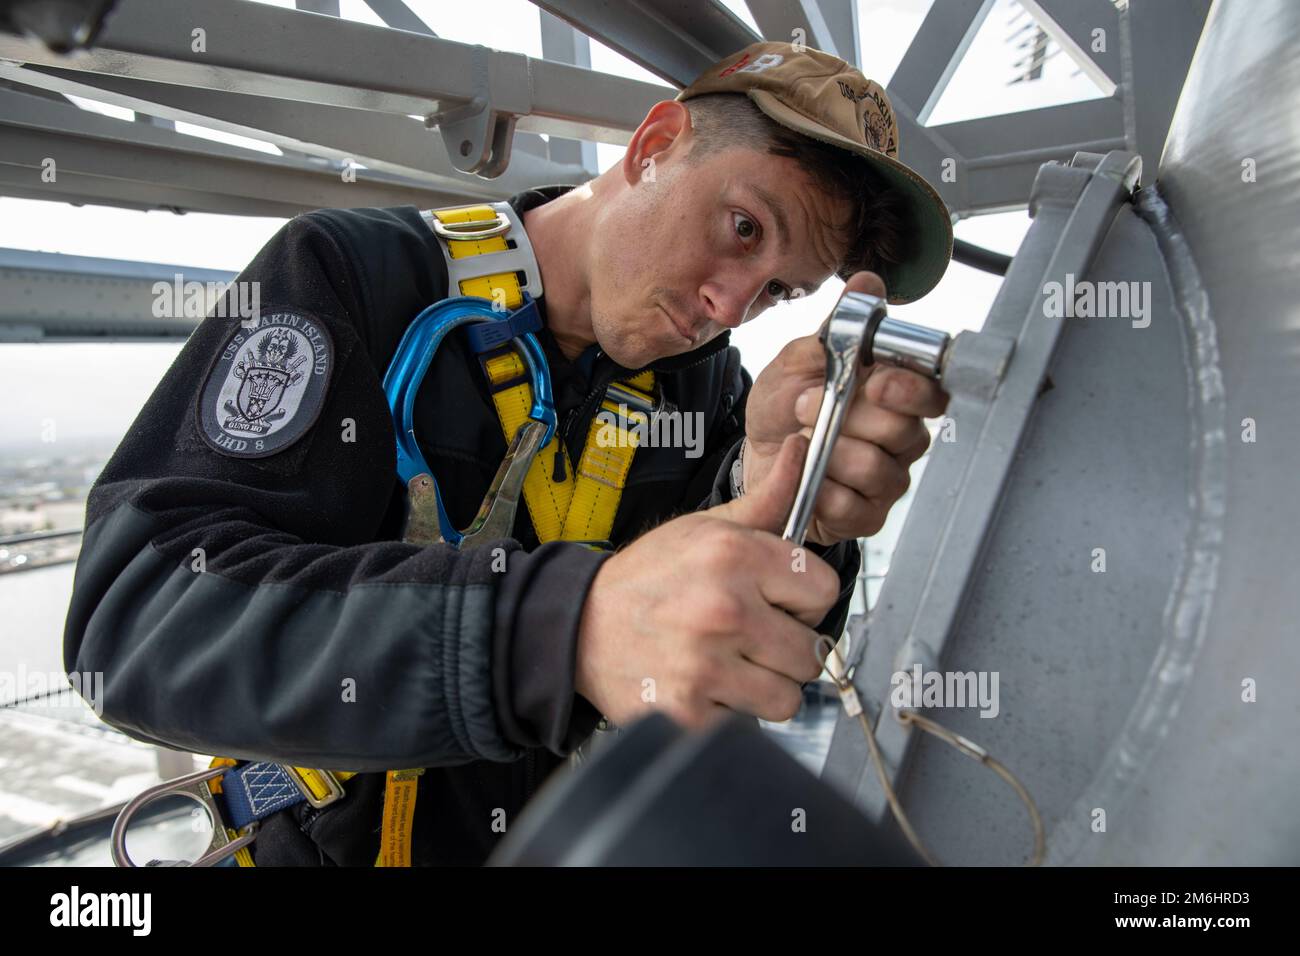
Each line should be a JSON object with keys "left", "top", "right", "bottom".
{"left": 711, "top": 432, "right": 809, "bottom": 534}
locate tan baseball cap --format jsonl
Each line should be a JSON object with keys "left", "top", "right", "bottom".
{"left": 676, "top": 41, "right": 953, "bottom": 304}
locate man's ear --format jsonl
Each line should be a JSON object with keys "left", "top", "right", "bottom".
{"left": 621, "top": 100, "right": 692, "bottom": 186}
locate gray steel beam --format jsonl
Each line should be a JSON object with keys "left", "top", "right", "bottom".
{"left": 744, "top": 0, "right": 853, "bottom": 64}
{"left": 0, "top": 63, "right": 592, "bottom": 197}
{"left": 1122, "top": 0, "right": 1211, "bottom": 182}
{"left": 0, "top": 88, "right": 472, "bottom": 217}
{"left": 296, "top": 0, "right": 341, "bottom": 15}
{"left": 361, "top": 0, "right": 436, "bottom": 35}
{"left": 933, "top": 98, "right": 1127, "bottom": 216}
{"left": 886, "top": 0, "right": 994, "bottom": 126}
{"left": 0, "top": 0, "right": 672, "bottom": 148}
{"left": 823, "top": 151, "right": 1145, "bottom": 821}
{"left": 811, "top": 0, "right": 860, "bottom": 68}
{"left": 0, "top": 247, "right": 229, "bottom": 341}
{"left": 1018, "top": 0, "right": 1120, "bottom": 96}
{"left": 539, "top": 10, "right": 598, "bottom": 174}
{"left": 532, "top": 0, "right": 759, "bottom": 88}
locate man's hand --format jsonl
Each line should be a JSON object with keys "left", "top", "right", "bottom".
{"left": 741, "top": 271, "right": 949, "bottom": 546}
{"left": 575, "top": 433, "right": 840, "bottom": 730}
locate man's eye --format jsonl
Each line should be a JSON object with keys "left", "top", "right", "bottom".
{"left": 733, "top": 213, "right": 757, "bottom": 241}
{"left": 766, "top": 280, "right": 789, "bottom": 302}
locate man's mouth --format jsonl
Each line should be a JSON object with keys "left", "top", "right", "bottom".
{"left": 660, "top": 304, "right": 697, "bottom": 345}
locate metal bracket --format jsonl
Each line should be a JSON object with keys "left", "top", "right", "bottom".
{"left": 426, "top": 44, "right": 516, "bottom": 178}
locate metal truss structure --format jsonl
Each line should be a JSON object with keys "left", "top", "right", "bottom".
{"left": 0, "top": 0, "right": 1209, "bottom": 341}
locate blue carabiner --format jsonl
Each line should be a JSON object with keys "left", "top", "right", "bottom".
{"left": 381, "top": 293, "right": 555, "bottom": 548}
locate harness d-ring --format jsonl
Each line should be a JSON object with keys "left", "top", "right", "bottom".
{"left": 382, "top": 294, "right": 556, "bottom": 549}
{"left": 111, "top": 766, "right": 255, "bottom": 867}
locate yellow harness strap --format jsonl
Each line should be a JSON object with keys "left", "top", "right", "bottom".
{"left": 481, "top": 348, "right": 653, "bottom": 545}
{"left": 429, "top": 204, "right": 528, "bottom": 308}
{"left": 374, "top": 769, "right": 424, "bottom": 867}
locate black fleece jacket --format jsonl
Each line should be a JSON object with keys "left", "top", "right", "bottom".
{"left": 62, "top": 185, "right": 861, "bottom": 865}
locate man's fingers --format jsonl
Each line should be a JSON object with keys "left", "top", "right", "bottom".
{"left": 708, "top": 652, "right": 805, "bottom": 723}
{"left": 865, "top": 364, "right": 949, "bottom": 418}
{"left": 795, "top": 385, "right": 930, "bottom": 459}
{"left": 843, "top": 270, "right": 887, "bottom": 299}
{"left": 748, "top": 535, "right": 842, "bottom": 627}
{"left": 738, "top": 605, "right": 828, "bottom": 685}
{"left": 819, "top": 437, "right": 911, "bottom": 502}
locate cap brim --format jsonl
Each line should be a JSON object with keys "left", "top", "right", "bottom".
{"left": 749, "top": 90, "right": 954, "bottom": 304}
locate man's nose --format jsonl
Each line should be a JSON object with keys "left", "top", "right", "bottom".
{"left": 700, "top": 276, "right": 761, "bottom": 329}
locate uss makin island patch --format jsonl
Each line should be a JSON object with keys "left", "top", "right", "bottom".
{"left": 197, "top": 311, "right": 333, "bottom": 458}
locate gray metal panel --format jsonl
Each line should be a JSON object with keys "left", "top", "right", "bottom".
{"left": 822, "top": 0, "right": 1300, "bottom": 865}
{"left": 892, "top": 205, "right": 1191, "bottom": 865}
{"left": 1076, "top": 0, "right": 1299, "bottom": 865}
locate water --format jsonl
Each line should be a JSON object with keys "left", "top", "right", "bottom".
{"left": 0, "top": 563, "right": 76, "bottom": 690}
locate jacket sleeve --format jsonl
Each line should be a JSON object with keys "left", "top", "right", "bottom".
{"left": 61, "top": 208, "right": 606, "bottom": 770}
{"left": 688, "top": 348, "right": 862, "bottom": 643}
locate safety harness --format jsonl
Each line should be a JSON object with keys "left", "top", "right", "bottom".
{"left": 191, "top": 200, "right": 658, "bottom": 867}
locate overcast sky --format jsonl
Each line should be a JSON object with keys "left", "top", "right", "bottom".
{"left": 0, "top": 0, "right": 1106, "bottom": 451}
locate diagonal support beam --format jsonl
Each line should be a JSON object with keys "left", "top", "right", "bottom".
{"left": 887, "top": 0, "right": 994, "bottom": 125}
{"left": 744, "top": 0, "right": 851, "bottom": 64}
{"left": 1018, "top": 0, "right": 1121, "bottom": 96}
{"left": 360, "top": 0, "right": 436, "bottom": 35}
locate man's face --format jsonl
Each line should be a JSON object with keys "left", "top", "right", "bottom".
{"left": 587, "top": 135, "right": 848, "bottom": 369}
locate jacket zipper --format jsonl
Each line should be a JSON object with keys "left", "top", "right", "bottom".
{"left": 298, "top": 802, "right": 323, "bottom": 836}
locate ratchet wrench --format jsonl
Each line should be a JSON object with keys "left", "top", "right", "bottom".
{"left": 781, "top": 290, "right": 953, "bottom": 546}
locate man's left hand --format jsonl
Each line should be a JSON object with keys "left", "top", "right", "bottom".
{"left": 740, "top": 271, "right": 949, "bottom": 547}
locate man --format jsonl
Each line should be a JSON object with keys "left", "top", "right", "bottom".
{"left": 62, "top": 41, "right": 951, "bottom": 866}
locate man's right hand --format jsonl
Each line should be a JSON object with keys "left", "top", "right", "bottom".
{"left": 574, "top": 433, "right": 842, "bottom": 730}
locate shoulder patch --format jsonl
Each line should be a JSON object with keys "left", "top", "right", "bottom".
{"left": 197, "top": 311, "right": 334, "bottom": 459}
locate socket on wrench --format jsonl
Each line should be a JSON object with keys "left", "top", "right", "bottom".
{"left": 780, "top": 290, "right": 952, "bottom": 547}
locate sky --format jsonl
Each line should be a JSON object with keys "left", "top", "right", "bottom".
{"left": 0, "top": 0, "right": 1110, "bottom": 450}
